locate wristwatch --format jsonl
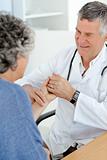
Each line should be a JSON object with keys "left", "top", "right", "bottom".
{"left": 70, "top": 90, "right": 80, "bottom": 105}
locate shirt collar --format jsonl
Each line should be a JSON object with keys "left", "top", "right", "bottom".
{"left": 77, "top": 44, "right": 107, "bottom": 68}
{"left": 90, "top": 44, "right": 107, "bottom": 66}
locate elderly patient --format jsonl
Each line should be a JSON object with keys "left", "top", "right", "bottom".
{"left": 0, "top": 12, "right": 51, "bottom": 160}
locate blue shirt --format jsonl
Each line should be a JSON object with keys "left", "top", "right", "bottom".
{"left": 0, "top": 79, "right": 47, "bottom": 160}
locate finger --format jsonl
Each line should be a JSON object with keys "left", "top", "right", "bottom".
{"left": 31, "top": 97, "right": 35, "bottom": 105}
{"left": 34, "top": 88, "right": 47, "bottom": 101}
{"left": 32, "top": 89, "right": 47, "bottom": 105}
{"left": 48, "top": 79, "right": 57, "bottom": 85}
{"left": 47, "top": 83, "right": 55, "bottom": 89}
{"left": 33, "top": 93, "right": 46, "bottom": 106}
{"left": 41, "top": 79, "right": 49, "bottom": 93}
{"left": 47, "top": 86, "right": 56, "bottom": 94}
{"left": 42, "top": 79, "right": 49, "bottom": 87}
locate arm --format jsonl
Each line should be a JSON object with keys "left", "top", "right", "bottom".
{"left": 47, "top": 74, "right": 107, "bottom": 130}
{"left": 1, "top": 83, "right": 49, "bottom": 160}
{"left": 15, "top": 55, "right": 58, "bottom": 106}
{"left": 23, "top": 84, "right": 47, "bottom": 106}
{"left": 32, "top": 80, "right": 56, "bottom": 120}
{"left": 15, "top": 46, "right": 73, "bottom": 87}
{"left": 74, "top": 93, "right": 107, "bottom": 130}
{"left": 47, "top": 73, "right": 75, "bottom": 101}
{"left": 16, "top": 46, "right": 73, "bottom": 105}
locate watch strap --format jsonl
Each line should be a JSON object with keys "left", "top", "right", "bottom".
{"left": 70, "top": 90, "right": 80, "bottom": 105}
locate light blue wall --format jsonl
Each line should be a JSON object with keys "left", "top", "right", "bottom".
{"left": 0, "top": 0, "right": 12, "bottom": 13}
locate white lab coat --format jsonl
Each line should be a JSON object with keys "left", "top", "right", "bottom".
{"left": 16, "top": 45, "right": 107, "bottom": 155}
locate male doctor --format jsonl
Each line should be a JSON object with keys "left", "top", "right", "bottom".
{"left": 16, "top": 1, "right": 107, "bottom": 159}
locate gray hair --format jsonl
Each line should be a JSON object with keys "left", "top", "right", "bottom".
{"left": 0, "top": 12, "right": 35, "bottom": 73}
{"left": 78, "top": 1, "right": 107, "bottom": 35}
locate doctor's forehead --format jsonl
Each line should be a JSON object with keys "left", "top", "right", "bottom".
{"left": 75, "top": 19, "right": 101, "bottom": 34}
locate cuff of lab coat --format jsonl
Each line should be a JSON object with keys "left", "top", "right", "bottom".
{"left": 73, "top": 92, "right": 107, "bottom": 130}
{"left": 73, "top": 93, "right": 95, "bottom": 126}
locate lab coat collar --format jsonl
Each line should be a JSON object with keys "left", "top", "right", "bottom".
{"left": 90, "top": 44, "right": 107, "bottom": 66}
{"left": 77, "top": 44, "right": 107, "bottom": 68}
{"left": 75, "top": 44, "right": 107, "bottom": 81}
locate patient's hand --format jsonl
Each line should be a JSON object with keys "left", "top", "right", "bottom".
{"left": 23, "top": 84, "right": 47, "bottom": 106}
{"left": 32, "top": 79, "right": 56, "bottom": 120}
{"left": 41, "top": 79, "right": 56, "bottom": 104}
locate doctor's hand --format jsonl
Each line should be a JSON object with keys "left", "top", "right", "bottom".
{"left": 47, "top": 74, "right": 76, "bottom": 101}
{"left": 23, "top": 84, "right": 47, "bottom": 106}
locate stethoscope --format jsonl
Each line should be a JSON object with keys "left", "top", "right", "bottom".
{"left": 67, "top": 47, "right": 107, "bottom": 81}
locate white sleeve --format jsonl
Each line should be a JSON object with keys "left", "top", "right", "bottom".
{"left": 74, "top": 93, "right": 107, "bottom": 130}
{"left": 15, "top": 45, "right": 73, "bottom": 87}
{"left": 15, "top": 59, "right": 56, "bottom": 87}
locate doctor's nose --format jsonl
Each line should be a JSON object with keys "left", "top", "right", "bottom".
{"left": 76, "top": 34, "right": 87, "bottom": 44}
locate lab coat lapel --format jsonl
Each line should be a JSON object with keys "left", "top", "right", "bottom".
{"left": 69, "top": 53, "right": 82, "bottom": 86}
{"left": 83, "top": 45, "right": 107, "bottom": 82}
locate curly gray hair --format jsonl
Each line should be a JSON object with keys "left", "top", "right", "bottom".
{"left": 78, "top": 1, "right": 107, "bottom": 35}
{"left": 0, "top": 12, "right": 35, "bottom": 73}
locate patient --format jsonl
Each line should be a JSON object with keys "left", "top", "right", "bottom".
{"left": 0, "top": 12, "right": 51, "bottom": 160}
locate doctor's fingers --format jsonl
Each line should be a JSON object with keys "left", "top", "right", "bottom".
{"left": 47, "top": 86, "right": 65, "bottom": 99}
{"left": 48, "top": 80, "right": 58, "bottom": 87}
{"left": 48, "top": 78, "right": 68, "bottom": 89}
{"left": 47, "top": 86, "right": 56, "bottom": 95}
{"left": 47, "top": 80, "right": 63, "bottom": 93}
{"left": 47, "top": 82, "right": 58, "bottom": 90}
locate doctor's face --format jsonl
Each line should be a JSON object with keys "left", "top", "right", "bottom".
{"left": 75, "top": 18, "right": 107, "bottom": 61}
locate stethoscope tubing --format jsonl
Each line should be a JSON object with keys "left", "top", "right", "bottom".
{"left": 67, "top": 48, "right": 107, "bottom": 81}
{"left": 67, "top": 49, "right": 77, "bottom": 81}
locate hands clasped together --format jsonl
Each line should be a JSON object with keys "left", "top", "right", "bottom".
{"left": 23, "top": 73, "right": 75, "bottom": 159}
{"left": 23, "top": 73, "right": 75, "bottom": 107}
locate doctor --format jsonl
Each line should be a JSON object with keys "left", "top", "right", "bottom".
{"left": 16, "top": 1, "right": 107, "bottom": 158}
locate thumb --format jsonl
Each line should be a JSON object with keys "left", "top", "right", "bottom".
{"left": 42, "top": 79, "right": 49, "bottom": 87}
{"left": 41, "top": 79, "right": 49, "bottom": 94}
